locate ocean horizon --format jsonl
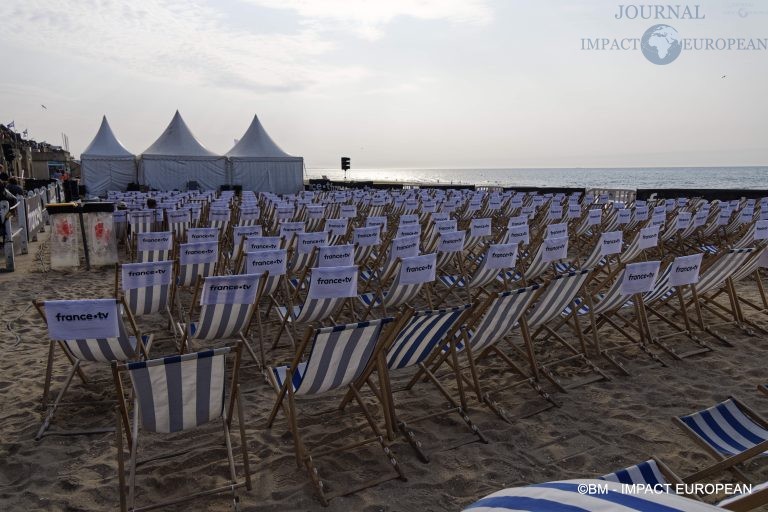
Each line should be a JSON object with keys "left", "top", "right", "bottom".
{"left": 306, "top": 166, "right": 768, "bottom": 190}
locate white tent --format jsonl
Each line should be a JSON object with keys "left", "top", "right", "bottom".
{"left": 140, "top": 111, "right": 227, "bottom": 191}
{"left": 80, "top": 116, "right": 137, "bottom": 196}
{"left": 227, "top": 115, "right": 303, "bottom": 194}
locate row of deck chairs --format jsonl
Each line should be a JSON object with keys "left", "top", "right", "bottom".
{"left": 32, "top": 187, "right": 768, "bottom": 510}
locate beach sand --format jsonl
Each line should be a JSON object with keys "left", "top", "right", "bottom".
{"left": 2, "top": 232, "right": 768, "bottom": 511}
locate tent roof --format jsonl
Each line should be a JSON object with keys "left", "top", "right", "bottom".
{"left": 81, "top": 116, "right": 134, "bottom": 157}
{"left": 226, "top": 115, "right": 294, "bottom": 158}
{"left": 142, "top": 110, "right": 219, "bottom": 157}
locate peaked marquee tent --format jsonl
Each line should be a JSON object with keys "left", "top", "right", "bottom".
{"left": 139, "top": 111, "right": 227, "bottom": 191}
{"left": 227, "top": 115, "right": 303, "bottom": 195}
{"left": 80, "top": 116, "right": 137, "bottom": 196}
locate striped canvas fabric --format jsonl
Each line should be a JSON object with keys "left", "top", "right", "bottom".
{"left": 62, "top": 315, "right": 140, "bottom": 363}
{"left": 678, "top": 399, "right": 768, "bottom": 456}
{"left": 589, "top": 269, "right": 638, "bottom": 315}
{"left": 177, "top": 262, "right": 215, "bottom": 288}
{"left": 683, "top": 248, "right": 753, "bottom": 297}
{"left": 469, "top": 286, "right": 540, "bottom": 353}
{"left": 463, "top": 480, "right": 720, "bottom": 511}
{"left": 387, "top": 305, "right": 470, "bottom": 370}
{"left": 126, "top": 348, "right": 228, "bottom": 433}
{"left": 600, "top": 460, "right": 668, "bottom": 487}
{"left": 523, "top": 243, "right": 553, "bottom": 281}
{"left": 190, "top": 303, "right": 255, "bottom": 340}
{"left": 526, "top": 270, "right": 590, "bottom": 327}
{"left": 272, "top": 318, "right": 393, "bottom": 395}
{"left": 124, "top": 284, "right": 171, "bottom": 316}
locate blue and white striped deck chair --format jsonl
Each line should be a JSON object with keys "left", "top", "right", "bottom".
{"left": 273, "top": 265, "right": 358, "bottom": 349}
{"left": 237, "top": 205, "right": 261, "bottom": 227}
{"left": 438, "top": 243, "right": 518, "bottom": 306}
{"left": 178, "top": 273, "right": 263, "bottom": 363}
{"left": 166, "top": 208, "right": 192, "bottom": 242}
{"left": 599, "top": 458, "right": 684, "bottom": 488}
{"left": 673, "top": 397, "right": 768, "bottom": 484}
{"left": 176, "top": 241, "right": 219, "bottom": 288}
{"left": 462, "top": 479, "right": 720, "bottom": 512}
{"left": 113, "top": 345, "right": 251, "bottom": 512}
{"left": 33, "top": 297, "right": 150, "bottom": 440}
{"left": 118, "top": 260, "right": 178, "bottom": 342}
{"left": 135, "top": 231, "right": 174, "bottom": 263}
{"left": 521, "top": 236, "right": 569, "bottom": 285}
{"left": 265, "top": 318, "right": 405, "bottom": 506}
{"left": 518, "top": 269, "right": 609, "bottom": 392}
{"left": 358, "top": 253, "right": 437, "bottom": 319}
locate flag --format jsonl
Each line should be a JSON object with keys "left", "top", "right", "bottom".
{"left": 7, "top": 121, "right": 14, "bottom": 129}
{"left": 22, "top": 129, "right": 28, "bottom": 137}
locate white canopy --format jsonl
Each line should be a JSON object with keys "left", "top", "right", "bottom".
{"left": 140, "top": 111, "right": 226, "bottom": 190}
{"left": 81, "top": 116, "right": 137, "bottom": 196}
{"left": 227, "top": 115, "right": 303, "bottom": 194}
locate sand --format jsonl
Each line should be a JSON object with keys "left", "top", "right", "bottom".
{"left": 2, "top": 231, "right": 768, "bottom": 512}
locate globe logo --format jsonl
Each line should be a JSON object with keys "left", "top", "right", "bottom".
{"left": 641, "top": 24, "right": 682, "bottom": 65}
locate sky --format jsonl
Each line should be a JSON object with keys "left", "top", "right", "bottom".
{"left": 0, "top": 0, "right": 766, "bottom": 169}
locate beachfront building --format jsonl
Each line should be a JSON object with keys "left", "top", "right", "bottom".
{"left": 80, "top": 116, "right": 137, "bottom": 197}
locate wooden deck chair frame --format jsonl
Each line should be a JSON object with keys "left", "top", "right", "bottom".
{"left": 512, "top": 270, "right": 611, "bottom": 393}
{"left": 265, "top": 318, "right": 406, "bottom": 506}
{"left": 343, "top": 305, "right": 488, "bottom": 463}
{"left": 112, "top": 344, "right": 251, "bottom": 512}
{"left": 673, "top": 396, "right": 768, "bottom": 485}
{"left": 32, "top": 297, "right": 150, "bottom": 441}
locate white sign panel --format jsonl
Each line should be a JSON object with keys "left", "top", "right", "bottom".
{"left": 297, "top": 231, "right": 328, "bottom": 253}
{"left": 546, "top": 223, "right": 568, "bottom": 240}
{"left": 45, "top": 299, "right": 120, "bottom": 341}
{"left": 389, "top": 235, "right": 420, "bottom": 262}
{"left": 137, "top": 231, "right": 173, "bottom": 252}
{"left": 187, "top": 227, "right": 219, "bottom": 242}
{"left": 399, "top": 253, "right": 437, "bottom": 285}
{"left": 620, "top": 260, "right": 661, "bottom": 295}
{"left": 246, "top": 249, "right": 287, "bottom": 276}
{"left": 600, "top": 231, "right": 623, "bottom": 256}
{"left": 308, "top": 266, "right": 358, "bottom": 299}
{"left": 179, "top": 241, "right": 218, "bottom": 264}
{"left": 542, "top": 236, "right": 568, "bottom": 263}
{"left": 200, "top": 274, "right": 260, "bottom": 305}
{"left": 438, "top": 230, "right": 465, "bottom": 253}
{"left": 587, "top": 209, "right": 602, "bottom": 226}
{"left": 507, "top": 224, "right": 529, "bottom": 245}
{"left": 470, "top": 218, "right": 492, "bottom": 237}
{"left": 122, "top": 261, "right": 174, "bottom": 289}
{"left": 354, "top": 226, "right": 381, "bottom": 246}
{"left": 318, "top": 244, "right": 354, "bottom": 267}
{"left": 668, "top": 253, "right": 703, "bottom": 287}
{"left": 486, "top": 243, "right": 517, "bottom": 269}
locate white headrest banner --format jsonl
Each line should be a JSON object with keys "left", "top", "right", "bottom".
{"left": 620, "top": 260, "right": 661, "bottom": 295}
{"left": 246, "top": 249, "right": 287, "bottom": 276}
{"left": 308, "top": 266, "right": 358, "bottom": 299}
{"left": 600, "top": 231, "right": 623, "bottom": 256}
{"left": 542, "top": 236, "right": 568, "bottom": 263}
{"left": 486, "top": 243, "right": 517, "bottom": 269}
{"left": 122, "top": 260, "right": 174, "bottom": 290}
{"left": 668, "top": 253, "right": 703, "bottom": 286}
{"left": 137, "top": 232, "right": 173, "bottom": 251}
{"left": 201, "top": 274, "right": 260, "bottom": 305}
{"left": 45, "top": 299, "right": 120, "bottom": 341}
{"left": 399, "top": 253, "right": 437, "bottom": 285}
{"left": 179, "top": 242, "right": 219, "bottom": 264}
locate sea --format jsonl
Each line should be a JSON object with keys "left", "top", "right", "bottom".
{"left": 306, "top": 167, "right": 767, "bottom": 190}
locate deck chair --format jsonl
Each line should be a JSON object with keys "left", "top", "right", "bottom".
{"left": 33, "top": 297, "right": 151, "bottom": 440}
{"left": 266, "top": 318, "right": 406, "bottom": 506}
{"left": 673, "top": 397, "right": 768, "bottom": 484}
{"left": 599, "top": 458, "right": 685, "bottom": 487}
{"left": 437, "top": 242, "right": 518, "bottom": 306}
{"left": 515, "top": 270, "right": 610, "bottom": 393}
{"left": 117, "top": 260, "right": 178, "bottom": 343}
{"left": 273, "top": 265, "right": 358, "bottom": 349}
{"left": 358, "top": 253, "right": 436, "bottom": 319}
{"left": 346, "top": 304, "right": 489, "bottom": 462}
{"left": 113, "top": 345, "right": 250, "bottom": 512}
{"left": 444, "top": 285, "right": 558, "bottom": 422}
{"left": 135, "top": 231, "right": 174, "bottom": 262}
{"left": 178, "top": 273, "right": 263, "bottom": 364}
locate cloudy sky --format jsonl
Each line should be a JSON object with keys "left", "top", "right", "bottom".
{"left": 1, "top": 0, "right": 766, "bottom": 169}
